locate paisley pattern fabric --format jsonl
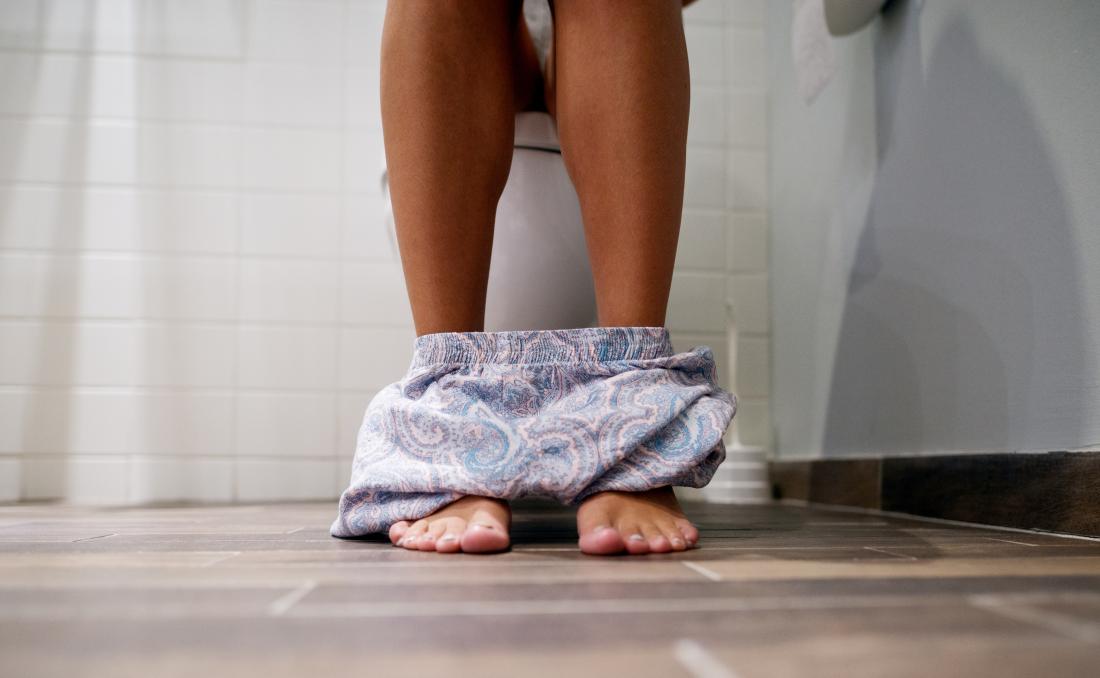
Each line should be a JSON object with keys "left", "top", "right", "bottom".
{"left": 331, "top": 326, "right": 736, "bottom": 537}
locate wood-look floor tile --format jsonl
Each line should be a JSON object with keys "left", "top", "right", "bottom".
{"left": 1, "top": 501, "right": 1097, "bottom": 677}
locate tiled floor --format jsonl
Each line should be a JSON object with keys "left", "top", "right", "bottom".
{"left": 1, "top": 501, "right": 1098, "bottom": 677}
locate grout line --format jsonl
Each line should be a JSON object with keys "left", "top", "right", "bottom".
{"left": 674, "top": 639, "right": 739, "bottom": 678}
{"left": 200, "top": 551, "right": 242, "bottom": 568}
{"left": 806, "top": 521, "right": 889, "bottom": 526}
{"left": 70, "top": 533, "right": 116, "bottom": 543}
{"left": 681, "top": 561, "right": 723, "bottom": 582}
{"left": 968, "top": 596, "right": 1100, "bottom": 644}
{"left": 267, "top": 579, "right": 318, "bottom": 617}
{"left": 983, "top": 537, "right": 1038, "bottom": 547}
{"left": 862, "top": 546, "right": 919, "bottom": 562}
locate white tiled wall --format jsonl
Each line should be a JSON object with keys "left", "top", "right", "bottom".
{"left": 677, "top": 0, "right": 771, "bottom": 504}
{"left": 0, "top": 0, "right": 770, "bottom": 505}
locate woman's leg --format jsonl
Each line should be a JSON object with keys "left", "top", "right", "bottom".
{"left": 381, "top": 0, "right": 520, "bottom": 553}
{"left": 550, "top": 0, "right": 701, "bottom": 555}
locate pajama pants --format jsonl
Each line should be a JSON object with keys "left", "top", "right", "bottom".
{"left": 332, "top": 326, "right": 736, "bottom": 537}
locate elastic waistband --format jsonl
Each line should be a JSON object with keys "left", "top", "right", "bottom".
{"left": 411, "top": 327, "right": 673, "bottom": 367}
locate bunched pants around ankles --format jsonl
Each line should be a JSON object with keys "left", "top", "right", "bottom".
{"left": 332, "top": 326, "right": 736, "bottom": 537}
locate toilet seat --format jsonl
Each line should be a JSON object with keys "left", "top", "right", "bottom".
{"left": 514, "top": 111, "right": 561, "bottom": 153}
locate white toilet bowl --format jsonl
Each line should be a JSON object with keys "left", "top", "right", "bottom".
{"left": 485, "top": 112, "right": 596, "bottom": 331}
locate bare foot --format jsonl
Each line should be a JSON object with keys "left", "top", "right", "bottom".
{"left": 576, "top": 487, "right": 699, "bottom": 556}
{"left": 388, "top": 496, "right": 511, "bottom": 554}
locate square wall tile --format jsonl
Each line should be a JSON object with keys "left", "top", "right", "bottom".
{"left": 342, "top": 193, "right": 397, "bottom": 260}
{"left": 237, "top": 326, "right": 338, "bottom": 389}
{"left": 736, "top": 335, "right": 771, "bottom": 398}
{"left": 726, "top": 27, "right": 766, "bottom": 88}
{"left": 727, "top": 0, "right": 765, "bottom": 27}
{"left": 236, "top": 458, "right": 338, "bottom": 502}
{"left": 239, "top": 259, "right": 340, "bottom": 323}
{"left": 137, "top": 0, "right": 247, "bottom": 58}
{"left": 19, "top": 457, "right": 64, "bottom": 501}
{"left": 727, "top": 213, "right": 768, "bottom": 271}
{"left": 688, "top": 86, "right": 725, "bottom": 146}
{"left": 244, "top": 128, "right": 341, "bottom": 191}
{"left": 236, "top": 392, "right": 337, "bottom": 457}
{"left": 139, "top": 123, "right": 241, "bottom": 188}
{"left": 61, "top": 456, "right": 130, "bottom": 505}
{"left": 727, "top": 273, "right": 770, "bottom": 334}
{"left": 247, "top": 0, "right": 344, "bottom": 65}
{"left": 727, "top": 89, "right": 768, "bottom": 147}
{"left": 245, "top": 62, "right": 342, "bottom": 127}
{"left": 735, "top": 397, "right": 772, "bottom": 448}
{"left": 684, "top": 25, "right": 724, "bottom": 85}
{"left": 139, "top": 256, "right": 238, "bottom": 321}
{"left": 344, "top": 0, "right": 386, "bottom": 65}
{"left": 684, "top": 147, "right": 725, "bottom": 210}
{"left": 726, "top": 149, "right": 768, "bottom": 210}
{"left": 129, "top": 457, "right": 235, "bottom": 504}
{"left": 345, "top": 66, "right": 382, "bottom": 131}
{"left": 136, "top": 392, "right": 235, "bottom": 456}
{"left": 242, "top": 193, "right": 341, "bottom": 258}
{"left": 139, "top": 60, "right": 243, "bottom": 123}
{"left": 340, "top": 261, "right": 412, "bottom": 326}
{"left": 667, "top": 272, "right": 727, "bottom": 334}
{"left": 343, "top": 131, "right": 386, "bottom": 193}
{"left": 338, "top": 327, "right": 416, "bottom": 390}
{"left": 677, "top": 211, "right": 727, "bottom": 271}
{"left": 0, "top": 0, "right": 39, "bottom": 49}
{"left": 337, "top": 390, "right": 376, "bottom": 458}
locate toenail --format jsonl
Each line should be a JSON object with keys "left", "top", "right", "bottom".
{"left": 628, "top": 534, "right": 646, "bottom": 541}
{"left": 438, "top": 534, "right": 457, "bottom": 542}
{"left": 471, "top": 523, "right": 495, "bottom": 530}
{"left": 671, "top": 538, "right": 684, "bottom": 547}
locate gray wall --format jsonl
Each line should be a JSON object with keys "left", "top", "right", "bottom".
{"left": 768, "top": 0, "right": 1100, "bottom": 458}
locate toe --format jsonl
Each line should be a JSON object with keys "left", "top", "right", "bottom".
{"left": 388, "top": 521, "right": 410, "bottom": 546}
{"left": 659, "top": 521, "right": 687, "bottom": 551}
{"left": 416, "top": 522, "right": 443, "bottom": 552}
{"left": 461, "top": 521, "right": 510, "bottom": 554}
{"left": 675, "top": 519, "right": 700, "bottom": 548}
{"left": 642, "top": 524, "right": 672, "bottom": 553}
{"left": 460, "top": 503, "right": 510, "bottom": 554}
{"left": 619, "top": 522, "right": 650, "bottom": 555}
{"left": 577, "top": 504, "right": 626, "bottom": 556}
{"left": 579, "top": 524, "right": 627, "bottom": 556}
{"left": 401, "top": 520, "right": 428, "bottom": 550}
{"left": 435, "top": 519, "right": 463, "bottom": 554}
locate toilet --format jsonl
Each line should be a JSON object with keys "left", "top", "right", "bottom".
{"left": 485, "top": 112, "right": 596, "bottom": 331}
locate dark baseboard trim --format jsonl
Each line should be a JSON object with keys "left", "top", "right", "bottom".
{"left": 769, "top": 451, "right": 1100, "bottom": 538}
